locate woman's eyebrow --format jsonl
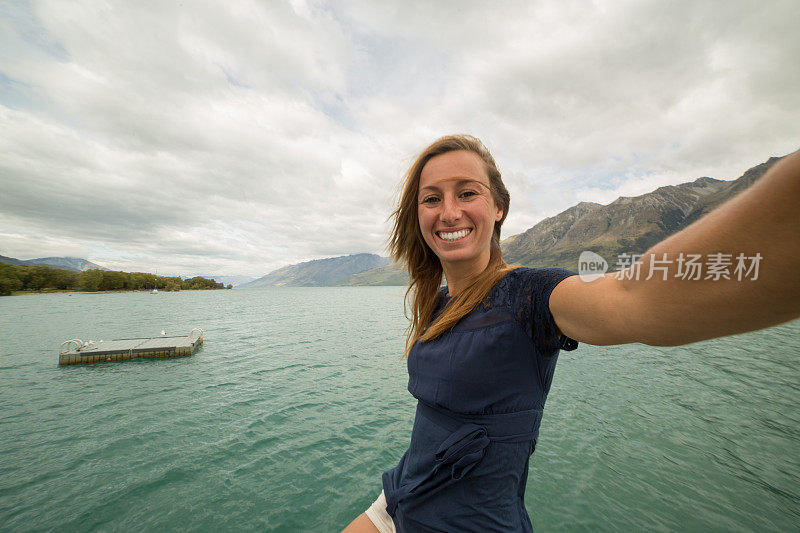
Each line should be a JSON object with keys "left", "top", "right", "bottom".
{"left": 419, "top": 178, "right": 489, "bottom": 194}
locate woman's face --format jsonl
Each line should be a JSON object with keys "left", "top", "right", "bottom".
{"left": 417, "top": 150, "right": 503, "bottom": 274}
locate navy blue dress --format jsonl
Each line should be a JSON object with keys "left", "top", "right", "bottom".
{"left": 382, "top": 267, "right": 579, "bottom": 532}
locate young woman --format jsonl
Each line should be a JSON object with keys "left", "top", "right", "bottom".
{"left": 343, "top": 135, "right": 800, "bottom": 532}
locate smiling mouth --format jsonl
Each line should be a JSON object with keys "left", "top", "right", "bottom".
{"left": 436, "top": 229, "right": 472, "bottom": 241}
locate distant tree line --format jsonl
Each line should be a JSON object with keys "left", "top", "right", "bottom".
{"left": 0, "top": 262, "right": 232, "bottom": 296}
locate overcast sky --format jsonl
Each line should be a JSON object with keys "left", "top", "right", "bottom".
{"left": 1, "top": 0, "right": 798, "bottom": 277}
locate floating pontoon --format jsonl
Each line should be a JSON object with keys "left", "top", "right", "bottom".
{"left": 59, "top": 328, "right": 203, "bottom": 365}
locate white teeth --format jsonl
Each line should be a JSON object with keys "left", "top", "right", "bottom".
{"left": 438, "top": 229, "right": 471, "bottom": 241}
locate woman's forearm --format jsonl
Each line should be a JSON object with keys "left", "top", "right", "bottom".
{"left": 617, "top": 149, "right": 800, "bottom": 345}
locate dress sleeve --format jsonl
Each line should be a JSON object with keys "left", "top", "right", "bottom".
{"left": 513, "top": 267, "right": 579, "bottom": 355}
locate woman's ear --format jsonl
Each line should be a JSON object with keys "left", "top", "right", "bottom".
{"left": 495, "top": 205, "right": 504, "bottom": 221}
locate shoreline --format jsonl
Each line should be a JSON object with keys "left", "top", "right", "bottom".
{"left": 8, "top": 288, "right": 231, "bottom": 296}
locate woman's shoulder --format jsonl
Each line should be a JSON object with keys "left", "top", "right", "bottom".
{"left": 498, "top": 265, "right": 569, "bottom": 286}
{"left": 495, "top": 266, "right": 578, "bottom": 304}
{"left": 507, "top": 265, "right": 577, "bottom": 285}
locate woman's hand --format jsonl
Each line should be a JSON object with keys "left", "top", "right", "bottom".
{"left": 549, "top": 149, "right": 800, "bottom": 346}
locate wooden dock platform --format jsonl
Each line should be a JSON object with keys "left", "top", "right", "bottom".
{"left": 59, "top": 328, "right": 203, "bottom": 365}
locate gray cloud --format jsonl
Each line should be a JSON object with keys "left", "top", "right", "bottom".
{"left": 1, "top": 0, "right": 798, "bottom": 276}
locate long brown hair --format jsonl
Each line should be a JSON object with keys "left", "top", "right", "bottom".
{"left": 389, "top": 134, "right": 516, "bottom": 358}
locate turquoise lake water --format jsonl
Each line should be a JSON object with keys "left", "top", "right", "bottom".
{"left": 1, "top": 288, "right": 798, "bottom": 531}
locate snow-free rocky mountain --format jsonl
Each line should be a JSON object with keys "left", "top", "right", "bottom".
{"left": 499, "top": 156, "right": 781, "bottom": 268}
{"left": 240, "top": 253, "right": 391, "bottom": 287}
{"left": 0, "top": 256, "right": 108, "bottom": 272}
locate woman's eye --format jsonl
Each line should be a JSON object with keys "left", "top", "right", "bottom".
{"left": 459, "top": 190, "right": 477, "bottom": 199}
{"left": 421, "top": 196, "right": 440, "bottom": 204}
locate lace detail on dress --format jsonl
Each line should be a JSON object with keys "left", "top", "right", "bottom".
{"left": 507, "top": 267, "right": 579, "bottom": 354}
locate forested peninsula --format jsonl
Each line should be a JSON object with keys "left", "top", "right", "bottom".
{"left": 0, "top": 262, "right": 231, "bottom": 296}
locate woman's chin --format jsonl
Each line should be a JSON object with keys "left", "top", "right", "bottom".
{"left": 435, "top": 249, "right": 482, "bottom": 268}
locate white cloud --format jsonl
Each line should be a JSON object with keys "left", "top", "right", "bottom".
{"left": 0, "top": 0, "right": 798, "bottom": 276}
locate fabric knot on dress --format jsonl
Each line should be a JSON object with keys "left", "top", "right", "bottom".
{"left": 382, "top": 401, "right": 543, "bottom": 522}
{"left": 433, "top": 424, "right": 490, "bottom": 480}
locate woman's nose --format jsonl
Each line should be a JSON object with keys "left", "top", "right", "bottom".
{"left": 440, "top": 195, "right": 461, "bottom": 223}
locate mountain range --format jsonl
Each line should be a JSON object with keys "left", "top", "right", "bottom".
{"left": 239, "top": 253, "right": 391, "bottom": 288}
{"left": 198, "top": 275, "right": 256, "bottom": 288}
{"left": 500, "top": 156, "right": 780, "bottom": 268}
{"left": 0, "top": 255, "right": 109, "bottom": 272}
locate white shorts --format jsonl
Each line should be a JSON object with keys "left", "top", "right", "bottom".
{"left": 364, "top": 490, "right": 396, "bottom": 533}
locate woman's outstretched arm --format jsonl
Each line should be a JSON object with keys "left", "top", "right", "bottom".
{"left": 550, "top": 149, "right": 800, "bottom": 346}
